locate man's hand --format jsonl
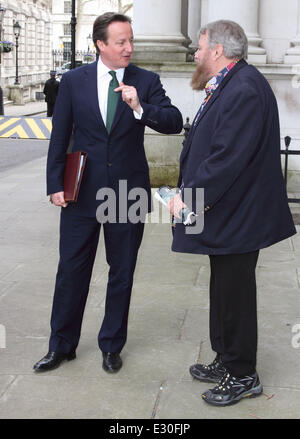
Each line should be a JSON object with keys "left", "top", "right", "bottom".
{"left": 114, "top": 82, "right": 142, "bottom": 115}
{"left": 50, "top": 191, "right": 68, "bottom": 208}
{"left": 167, "top": 193, "right": 187, "bottom": 219}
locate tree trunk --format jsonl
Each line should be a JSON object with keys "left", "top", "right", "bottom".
{"left": 75, "top": 0, "right": 93, "bottom": 49}
{"left": 118, "top": 0, "right": 133, "bottom": 14}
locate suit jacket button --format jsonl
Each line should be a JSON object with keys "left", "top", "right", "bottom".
{"left": 107, "top": 162, "right": 112, "bottom": 167}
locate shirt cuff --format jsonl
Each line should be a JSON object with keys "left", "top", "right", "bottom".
{"left": 133, "top": 107, "right": 144, "bottom": 119}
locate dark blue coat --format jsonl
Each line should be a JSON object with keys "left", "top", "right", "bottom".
{"left": 172, "top": 59, "right": 296, "bottom": 255}
{"left": 47, "top": 61, "right": 183, "bottom": 217}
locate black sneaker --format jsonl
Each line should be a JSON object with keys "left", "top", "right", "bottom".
{"left": 189, "top": 354, "right": 227, "bottom": 383}
{"left": 202, "top": 371, "right": 263, "bottom": 406}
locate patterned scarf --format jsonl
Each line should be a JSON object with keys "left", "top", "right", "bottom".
{"left": 194, "top": 58, "right": 239, "bottom": 124}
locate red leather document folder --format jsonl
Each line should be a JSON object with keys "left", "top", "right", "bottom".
{"left": 63, "top": 151, "right": 87, "bottom": 202}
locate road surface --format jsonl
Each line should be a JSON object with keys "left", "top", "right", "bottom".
{"left": 0, "top": 138, "right": 49, "bottom": 172}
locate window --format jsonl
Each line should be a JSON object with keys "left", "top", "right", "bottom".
{"left": 63, "top": 41, "right": 71, "bottom": 61}
{"left": 64, "top": 1, "right": 72, "bottom": 14}
{"left": 63, "top": 23, "right": 71, "bottom": 36}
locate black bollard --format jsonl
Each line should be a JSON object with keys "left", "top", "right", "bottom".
{"left": 0, "top": 85, "right": 4, "bottom": 115}
{"left": 0, "top": 86, "right": 4, "bottom": 116}
{"left": 183, "top": 117, "right": 191, "bottom": 143}
{"left": 283, "top": 136, "right": 291, "bottom": 185}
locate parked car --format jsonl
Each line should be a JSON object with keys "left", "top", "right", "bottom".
{"left": 56, "top": 60, "right": 85, "bottom": 75}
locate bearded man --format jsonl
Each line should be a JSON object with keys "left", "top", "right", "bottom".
{"left": 169, "top": 20, "right": 296, "bottom": 406}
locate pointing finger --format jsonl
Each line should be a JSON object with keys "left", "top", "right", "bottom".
{"left": 114, "top": 81, "right": 125, "bottom": 92}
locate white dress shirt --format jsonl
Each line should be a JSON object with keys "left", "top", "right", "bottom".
{"left": 97, "top": 56, "right": 143, "bottom": 126}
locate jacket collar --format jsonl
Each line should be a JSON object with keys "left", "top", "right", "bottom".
{"left": 204, "top": 58, "right": 239, "bottom": 97}
{"left": 194, "top": 59, "right": 248, "bottom": 129}
{"left": 97, "top": 56, "right": 125, "bottom": 83}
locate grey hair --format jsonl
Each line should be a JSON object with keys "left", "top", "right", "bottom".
{"left": 199, "top": 20, "right": 248, "bottom": 60}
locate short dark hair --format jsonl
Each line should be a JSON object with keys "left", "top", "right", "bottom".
{"left": 93, "top": 12, "right": 132, "bottom": 53}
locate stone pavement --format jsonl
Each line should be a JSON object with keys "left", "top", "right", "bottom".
{"left": 0, "top": 148, "right": 300, "bottom": 421}
{"left": 3, "top": 100, "right": 47, "bottom": 117}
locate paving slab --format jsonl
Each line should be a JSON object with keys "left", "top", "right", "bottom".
{"left": 0, "top": 375, "right": 160, "bottom": 419}
{"left": 4, "top": 101, "right": 47, "bottom": 117}
{"left": 155, "top": 381, "right": 300, "bottom": 419}
{"left": 0, "top": 155, "right": 300, "bottom": 421}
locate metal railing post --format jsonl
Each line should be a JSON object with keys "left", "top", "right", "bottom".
{"left": 281, "top": 136, "right": 300, "bottom": 204}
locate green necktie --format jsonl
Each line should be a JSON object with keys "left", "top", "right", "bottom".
{"left": 106, "top": 70, "right": 119, "bottom": 133}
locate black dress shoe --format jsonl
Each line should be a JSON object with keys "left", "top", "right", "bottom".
{"left": 33, "top": 351, "right": 76, "bottom": 372}
{"left": 102, "top": 352, "right": 122, "bottom": 373}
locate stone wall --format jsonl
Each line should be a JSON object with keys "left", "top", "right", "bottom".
{"left": 0, "top": 0, "right": 51, "bottom": 103}
{"left": 132, "top": 0, "right": 300, "bottom": 188}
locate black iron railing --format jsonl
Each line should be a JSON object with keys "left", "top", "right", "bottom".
{"left": 52, "top": 49, "right": 96, "bottom": 70}
{"left": 281, "top": 136, "right": 300, "bottom": 204}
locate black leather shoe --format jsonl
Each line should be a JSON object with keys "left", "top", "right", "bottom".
{"left": 102, "top": 352, "right": 122, "bottom": 373}
{"left": 33, "top": 351, "right": 76, "bottom": 372}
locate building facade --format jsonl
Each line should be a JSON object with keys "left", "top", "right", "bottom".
{"left": 131, "top": 0, "right": 300, "bottom": 187}
{"left": 0, "top": 0, "right": 52, "bottom": 103}
{"left": 51, "top": 0, "right": 132, "bottom": 69}
{"left": 0, "top": 0, "right": 299, "bottom": 184}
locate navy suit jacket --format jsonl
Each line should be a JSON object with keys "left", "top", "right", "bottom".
{"left": 172, "top": 59, "right": 296, "bottom": 255}
{"left": 47, "top": 61, "right": 183, "bottom": 217}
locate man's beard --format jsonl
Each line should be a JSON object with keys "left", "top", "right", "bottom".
{"left": 191, "top": 64, "right": 211, "bottom": 91}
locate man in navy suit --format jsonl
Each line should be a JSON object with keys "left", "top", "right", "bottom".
{"left": 170, "top": 20, "right": 296, "bottom": 406}
{"left": 34, "top": 12, "right": 183, "bottom": 373}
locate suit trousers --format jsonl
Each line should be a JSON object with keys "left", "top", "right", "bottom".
{"left": 47, "top": 102, "right": 55, "bottom": 117}
{"left": 209, "top": 250, "right": 259, "bottom": 377}
{"left": 49, "top": 208, "right": 144, "bottom": 355}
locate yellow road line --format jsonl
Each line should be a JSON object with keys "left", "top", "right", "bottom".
{"left": 0, "top": 117, "right": 21, "bottom": 132}
{"left": 25, "top": 118, "right": 46, "bottom": 140}
{"left": 41, "top": 118, "right": 52, "bottom": 132}
{"left": 1, "top": 124, "right": 29, "bottom": 139}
